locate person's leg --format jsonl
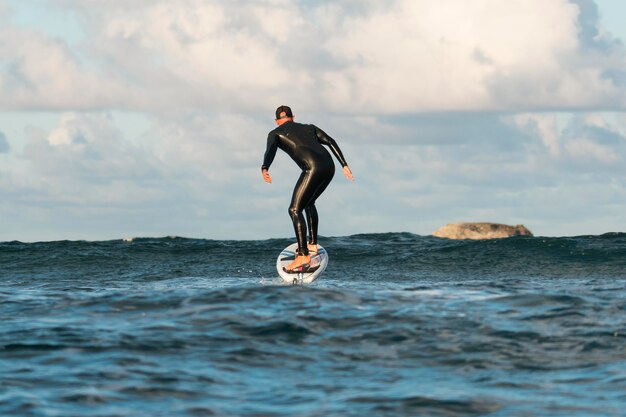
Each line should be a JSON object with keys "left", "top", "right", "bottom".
{"left": 304, "top": 171, "right": 334, "bottom": 249}
{"left": 305, "top": 204, "right": 319, "bottom": 254}
{"left": 305, "top": 205, "right": 318, "bottom": 244}
{"left": 286, "top": 169, "right": 334, "bottom": 271}
{"left": 288, "top": 171, "right": 312, "bottom": 257}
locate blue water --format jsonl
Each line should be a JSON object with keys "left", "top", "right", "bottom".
{"left": 1, "top": 233, "right": 625, "bottom": 416}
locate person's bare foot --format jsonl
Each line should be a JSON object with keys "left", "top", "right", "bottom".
{"left": 286, "top": 254, "right": 311, "bottom": 272}
{"left": 307, "top": 244, "right": 318, "bottom": 254}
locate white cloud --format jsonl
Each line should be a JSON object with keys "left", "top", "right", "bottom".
{"left": 3, "top": 110, "right": 295, "bottom": 239}
{"left": 2, "top": 108, "right": 625, "bottom": 240}
{"left": 510, "top": 111, "right": 626, "bottom": 172}
{"left": 0, "top": 26, "right": 129, "bottom": 111}
{"left": 322, "top": 0, "right": 576, "bottom": 111}
{"left": 565, "top": 137, "right": 621, "bottom": 163}
{"left": 25, "top": 113, "right": 158, "bottom": 180}
{"left": 0, "top": 131, "right": 9, "bottom": 153}
{"left": 1, "top": 0, "right": 625, "bottom": 113}
{"left": 562, "top": 114, "right": 626, "bottom": 166}
{"left": 2, "top": 1, "right": 626, "bottom": 240}
{"left": 512, "top": 114, "right": 562, "bottom": 157}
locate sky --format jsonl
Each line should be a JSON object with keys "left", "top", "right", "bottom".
{"left": 1, "top": 0, "right": 625, "bottom": 242}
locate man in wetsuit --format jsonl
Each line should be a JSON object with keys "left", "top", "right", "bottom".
{"left": 262, "top": 105, "right": 354, "bottom": 273}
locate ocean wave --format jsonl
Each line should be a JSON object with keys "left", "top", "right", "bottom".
{"left": 2, "top": 233, "right": 626, "bottom": 416}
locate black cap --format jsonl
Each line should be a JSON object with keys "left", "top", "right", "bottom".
{"left": 275, "top": 105, "right": 293, "bottom": 119}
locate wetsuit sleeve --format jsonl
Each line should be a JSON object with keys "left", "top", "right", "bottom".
{"left": 261, "top": 131, "right": 279, "bottom": 171}
{"left": 314, "top": 126, "right": 348, "bottom": 167}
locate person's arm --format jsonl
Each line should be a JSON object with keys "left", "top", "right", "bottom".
{"left": 314, "top": 126, "right": 354, "bottom": 181}
{"left": 261, "top": 132, "right": 278, "bottom": 183}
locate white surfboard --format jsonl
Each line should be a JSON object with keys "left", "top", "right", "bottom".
{"left": 277, "top": 243, "right": 328, "bottom": 284}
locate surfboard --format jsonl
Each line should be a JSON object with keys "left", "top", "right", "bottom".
{"left": 277, "top": 243, "right": 328, "bottom": 284}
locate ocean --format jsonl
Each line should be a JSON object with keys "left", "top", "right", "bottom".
{"left": 1, "top": 233, "right": 625, "bottom": 417}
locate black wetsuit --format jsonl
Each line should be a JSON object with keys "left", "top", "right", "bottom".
{"left": 262, "top": 121, "right": 348, "bottom": 256}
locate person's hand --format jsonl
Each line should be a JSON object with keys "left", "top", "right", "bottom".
{"left": 262, "top": 169, "right": 273, "bottom": 183}
{"left": 343, "top": 165, "right": 354, "bottom": 181}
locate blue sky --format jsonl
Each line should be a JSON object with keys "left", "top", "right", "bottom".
{"left": 1, "top": 0, "right": 625, "bottom": 241}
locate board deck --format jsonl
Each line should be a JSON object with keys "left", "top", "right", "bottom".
{"left": 276, "top": 243, "right": 328, "bottom": 284}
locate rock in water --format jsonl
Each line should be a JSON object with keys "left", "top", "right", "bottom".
{"left": 433, "top": 222, "right": 533, "bottom": 240}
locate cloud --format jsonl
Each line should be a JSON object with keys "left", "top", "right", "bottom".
{"left": 565, "top": 137, "right": 619, "bottom": 163}
{"left": 2, "top": 1, "right": 625, "bottom": 240}
{"left": 512, "top": 114, "right": 562, "bottom": 157}
{"left": 2, "top": 108, "right": 625, "bottom": 240}
{"left": 0, "top": 131, "right": 9, "bottom": 153}
{"left": 1, "top": 0, "right": 625, "bottom": 113}
{"left": 23, "top": 112, "right": 159, "bottom": 181}
{"left": 0, "top": 24, "right": 130, "bottom": 111}
{"left": 317, "top": 110, "right": 626, "bottom": 234}
{"left": 16, "top": 112, "right": 166, "bottom": 216}
{"left": 511, "top": 112, "right": 626, "bottom": 173}
{"left": 7, "top": 110, "right": 292, "bottom": 238}
{"left": 0, "top": 112, "right": 174, "bottom": 240}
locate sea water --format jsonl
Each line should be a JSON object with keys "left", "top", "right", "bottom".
{"left": 1, "top": 233, "right": 625, "bottom": 416}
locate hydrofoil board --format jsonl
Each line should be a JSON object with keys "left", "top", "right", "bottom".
{"left": 277, "top": 243, "right": 328, "bottom": 284}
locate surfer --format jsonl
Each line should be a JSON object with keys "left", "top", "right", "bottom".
{"left": 262, "top": 105, "right": 354, "bottom": 273}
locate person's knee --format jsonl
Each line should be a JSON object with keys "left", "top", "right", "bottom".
{"left": 288, "top": 205, "right": 301, "bottom": 219}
